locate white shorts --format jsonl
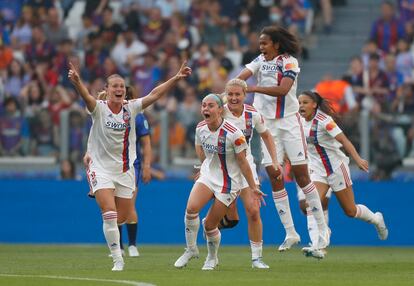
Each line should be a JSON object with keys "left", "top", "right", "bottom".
{"left": 310, "top": 162, "right": 353, "bottom": 192}
{"left": 196, "top": 176, "right": 240, "bottom": 207}
{"left": 86, "top": 166, "right": 136, "bottom": 199}
{"left": 297, "top": 183, "right": 333, "bottom": 201}
{"left": 262, "top": 113, "right": 308, "bottom": 166}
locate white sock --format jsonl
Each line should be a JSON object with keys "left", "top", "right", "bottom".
{"left": 355, "top": 204, "right": 378, "bottom": 224}
{"left": 102, "top": 211, "right": 122, "bottom": 260}
{"left": 185, "top": 211, "right": 200, "bottom": 251}
{"left": 302, "top": 183, "right": 327, "bottom": 233}
{"left": 306, "top": 208, "right": 319, "bottom": 247}
{"left": 250, "top": 240, "right": 263, "bottom": 260}
{"left": 324, "top": 210, "right": 329, "bottom": 226}
{"left": 272, "top": 189, "right": 297, "bottom": 237}
{"left": 206, "top": 228, "right": 221, "bottom": 259}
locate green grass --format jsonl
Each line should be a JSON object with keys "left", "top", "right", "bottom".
{"left": 0, "top": 244, "right": 413, "bottom": 286}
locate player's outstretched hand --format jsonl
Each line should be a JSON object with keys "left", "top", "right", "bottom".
{"left": 175, "top": 61, "right": 192, "bottom": 80}
{"left": 68, "top": 62, "right": 80, "bottom": 84}
{"left": 253, "top": 188, "right": 267, "bottom": 207}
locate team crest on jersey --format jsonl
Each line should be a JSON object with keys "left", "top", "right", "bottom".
{"left": 276, "top": 57, "right": 283, "bottom": 68}
{"left": 122, "top": 108, "right": 131, "bottom": 123}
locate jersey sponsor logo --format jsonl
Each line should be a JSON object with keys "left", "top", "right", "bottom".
{"left": 105, "top": 120, "right": 130, "bottom": 130}
{"left": 235, "top": 136, "right": 246, "bottom": 146}
{"left": 326, "top": 121, "right": 337, "bottom": 131}
{"left": 202, "top": 142, "right": 224, "bottom": 154}
{"left": 261, "top": 64, "right": 278, "bottom": 72}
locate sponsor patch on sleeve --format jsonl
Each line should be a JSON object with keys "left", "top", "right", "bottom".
{"left": 284, "top": 63, "right": 296, "bottom": 70}
{"left": 235, "top": 136, "right": 246, "bottom": 146}
{"left": 326, "top": 121, "right": 337, "bottom": 131}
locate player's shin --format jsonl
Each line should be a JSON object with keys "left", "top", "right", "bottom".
{"left": 185, "top": 211, "right": 200, "bottom": 251}
{"left": 102, "top": 211, "right": 123, "bottom": 260}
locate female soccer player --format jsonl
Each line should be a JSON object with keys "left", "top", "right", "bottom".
{"left": 237, "top": 25, "right": 329, "bottom": 251}
{"left": 69, "top": 61, "right": 191, "bottom": 271}
{"left": 84, "top": 86, "right": 152, "bottom": 258}
{"left": 174, "top": 94, "right": 262, "bottom": 270}
{"left": 298, "top": 90, "right": 388, "bottom": 257}
{"left": 219, "top": 78, "right": 281, "bottom": 268}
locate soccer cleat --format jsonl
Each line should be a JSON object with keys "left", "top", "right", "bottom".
{"left": 111, "top": 257, "right": 124, "bottom": 271}
{"left": 302, "top": 246, "right": 325, "bottom": 260}
{"left": 278, "top": 234, "right": 301, "bottom": 251}
{"left": 174, "top": 248, "right": 199, "bottom": 268}
{"left": 201, "top": 257, "right": 218, "bottom": 270}
{"left": 374, "top": 212, "right": 388, "bottom": 240}
{"left": 252, "top": 258, "right": 270, "bottom": 269}
{"left": 128, "top": 245, "right": 139, "bottom": 257}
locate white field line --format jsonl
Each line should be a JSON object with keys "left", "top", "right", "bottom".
{"left": 0, "top": 274, "right": 156, "bottom": 286}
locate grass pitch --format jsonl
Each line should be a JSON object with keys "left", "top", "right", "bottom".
{"left": 0, "top": 244, "right": 413, "bottom": 286}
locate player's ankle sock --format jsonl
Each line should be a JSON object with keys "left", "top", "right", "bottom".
{"left": 126, "top": 223, "right": 137, "bottom": 246}
{"left": 206, "top": 228, "right": 221, "bottom": 259}
{"left": 302, "top": 183, "right": 327, "bottom": 232}
{"left": 102, "top": 211, "right": 122, "bottom": 258}
{"left": 306, "top": 208, "right": 319, "bottom": 247}
{"left": 250, "top": 240, "right": 263, "bottom": 260}
{"left": 355, "top": 204, "right": 378, "bottom": 224}
{"left": 185, "top": 211, "right": 200, "bottom": 251}
{"left": 272, "top": 189, "right": 297, "bottom": 237}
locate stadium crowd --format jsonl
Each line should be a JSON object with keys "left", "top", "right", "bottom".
{"left": 0, "top": 0, "right": 413, "bottom": 180}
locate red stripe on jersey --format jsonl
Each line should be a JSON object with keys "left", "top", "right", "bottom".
{"left": 244, "top": 104, "right": 257, "bottom": 112}
{"left": 223, "top": 123, "right": 236, "bottom": 133}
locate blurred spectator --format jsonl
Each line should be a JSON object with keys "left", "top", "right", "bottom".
{"left": 46, "top": 85, "right": 72, "bottom": 126}
{"left": 395, "top": 38, "right": 414, "bottom": 82}
{"left": 30, "top": 108, "right": 58, "bottom": 156}
{"left": 369, "top": 1, "right": 405, "bottom": 54}
{"left": 0, "top": 39, "right": 13, "bottom": 70}
{"left": 68, "top": 110, "right": 85, "bottom": 162}
{"left": 384, "top": 53, "right": 405, "bottom": 100}
{"left": 59, "top": 159, "right": 78, "bottom": 180}
{"left": 20, "top": 79, "right": 47, "bottom": 119}
{"left": 25, "top": 25, "right": 54, "bottom": 65}
{"left": 3, "top": 59, "right": 30, "bottom": 98}
{"left": 131, "top": 52, "right": 162, "bottom": 97}
{"left": 0, "top": 0, "right": 24, "bottom": 25}
{"left": 75, "top": 13, "right": 98, "bottom": 50}
{"left": 10, "top": 6, "right": 34, "bottom": 50}
{"left": 111, "top": 26, "right": 148, "bottom": 75}
{"left": 241, "top": 31, "right": 260, "bottom": 65}
{"left": 42, "top": 6, "right": 69, "bottom": 46}
{"left": 98, "top": 6, "right": 123, "bottom": 49}
{"left": 398, "top": 0, "right": 414, "bottom": 25}
{"left": 140, "top": 7, "right": 168, "bottom": 50}
{"left": 0, "top": 97, "right": 29, "bottom": 156}
{"left": 281, "top": 0, "right": 309, "bottom": 35}
{"left": 84, "top": 32, "right": 109, "bottom": 81}
{"left": 315, "top": 73, "right": 358, "bottom": 114}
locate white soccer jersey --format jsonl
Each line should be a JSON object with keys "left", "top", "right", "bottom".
{"left": 87, "top": 99, "right": 143, "bottom": 174}
{"left": 195, "top": 119, "right": 248, "bottom": 192}
{"left": 246, "top": 53, "right": 300, "bottom": 119}
{"left": 223, "top": 103, "right": 266, "bottom": 164}
{"left": 302, "top": 110, "right": 349, "bottom": 176}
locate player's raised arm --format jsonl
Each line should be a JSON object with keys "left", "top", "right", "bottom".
{"left": 68, "top": 62, "right": 96, "bottom": 112}
{"left": 141, "top": 61, "right": 191, "bottom": 109}
{"left": 237, "top": 68, "right": 253, "bottom": 81}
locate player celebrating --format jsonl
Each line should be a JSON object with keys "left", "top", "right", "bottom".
{"left": 174, "top": 94, "right": 262, "bottom": 270}
{"left": 237, "top": 25, "right": 329, "bottom": 251}
{"left": 68, "top": 61, "right": 191, "bottom": 271}
{"left": 298, "top": 90, "right": 388, "bottom": 258}
{"left": 220, "top": 78, "right": 281, "bottom": 268}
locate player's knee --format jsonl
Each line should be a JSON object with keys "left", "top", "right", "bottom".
{"left": 219, "top": 215, "right": 239, "bottom": 229}
{"left": 343, "top": 206, "right": 357, "bottom": 217}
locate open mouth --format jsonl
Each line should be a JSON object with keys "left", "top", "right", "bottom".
{"left": 299, "top": 108, "right": 306, "bottom": 116}
{"left": 203, "top": 113, "right": 210, "bottom": 119}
